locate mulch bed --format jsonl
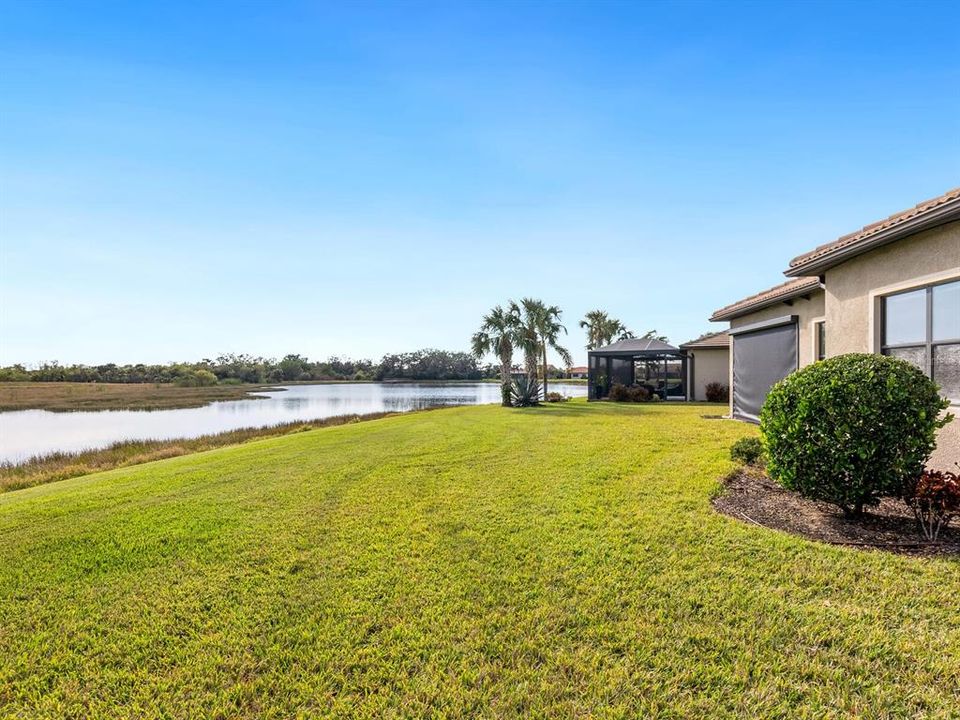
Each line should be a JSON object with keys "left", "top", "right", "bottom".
{"left": 714, "top": 468, "right": 960, "bottom": 557}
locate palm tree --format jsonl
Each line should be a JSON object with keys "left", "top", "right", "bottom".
{"left": 639, "top": 329, "right": 669, "bottom": 343}
{"left": 518, "top": 298, "right": 573, "bottom": 398}
{"left": 471, "top": 305, "right": 517, "bottom": 407}
{"left": 510, "top": 299, "right": 541, "bottom": 388}
{"left": 579, "top": 310, "right": 608, "bottom": 350}
{"left": 580, "top": 310, "right": 633, "bottom": 349}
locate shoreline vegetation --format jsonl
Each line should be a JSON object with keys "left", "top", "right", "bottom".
{"left": 0, "top": 410, "right": 408, "bottom": 492}
{"left": 0, "top": 378, "right": 587, "bottom": 412}
{"left": 0, "top": 381, "right": 283, "bottom": 412}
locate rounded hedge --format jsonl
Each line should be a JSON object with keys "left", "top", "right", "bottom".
{"left": 759, "top": 353, "right": 951, "bottom": 516}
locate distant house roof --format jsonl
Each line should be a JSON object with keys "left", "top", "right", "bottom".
{"left": 710, "top": 277, "right": 822, "bottom": 322}
{"left": 680, "top": 330, "right": 729, "bottom": 349}
{"left": 588, "top": 337, "right": 679, "bottom": 355}
{"left": 786, "top": 187, "right": 960, "bottom": 276}
{"left": 568, "top": 366, "right": 589, "bottom": 373}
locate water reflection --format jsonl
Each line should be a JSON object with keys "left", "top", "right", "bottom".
{"left": 0, "top": 382, "right": 586, "bottom": 464}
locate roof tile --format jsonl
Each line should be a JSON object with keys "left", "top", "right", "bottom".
{"left": 710, "top": 277, "right": 821, "bottom": 321}
{"left": 789, "top": 187, "right": 960, "bottom": 269}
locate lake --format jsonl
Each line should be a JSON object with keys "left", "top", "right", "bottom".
{"left": 0, "top": 382, "right": 587, "bottom": 464}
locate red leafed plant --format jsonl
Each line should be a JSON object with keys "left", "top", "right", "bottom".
{"left": 902, "top": 469, "right": 960, "bottom": 541}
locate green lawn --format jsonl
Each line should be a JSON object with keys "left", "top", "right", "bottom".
{"left": 1, "top": 401, "right": 958, "bottom": 718}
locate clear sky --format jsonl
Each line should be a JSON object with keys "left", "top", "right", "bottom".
{"left": 1, "top": 0, "right": 958, "bottom": 368}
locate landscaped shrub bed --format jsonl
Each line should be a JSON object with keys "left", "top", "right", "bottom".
{"left": 608, "top": 383, "right": 651, "bottom": 402}
{"left": 760, "top": 354, "right": 950, "bottom": 517}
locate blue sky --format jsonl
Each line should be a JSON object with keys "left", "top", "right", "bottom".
{"left": 1, "top": 0, "right": 958, "bottom": 367}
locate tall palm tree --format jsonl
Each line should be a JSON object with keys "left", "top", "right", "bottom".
{"left": 604, "top": 318, "right": 634, "bottom": 344}
{"left": 580, "top": 310, "right": 633, "bottom": 349}
{"left": 579, "top": 309, "right": 608, "bottom": 350}
{"left": 471, "top": 305, "right": 517, "bottom": 407}
{"left": 518, "top": 298, "right": 573, "bottom": 398}
{"left": 510, "top": 299, "right": 541, "bottom": 388}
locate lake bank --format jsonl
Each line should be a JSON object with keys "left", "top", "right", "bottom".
{"left": 0, "top": 381, "right": 588, "bottom": 464}
{"left": 0, "top": 410, "right": 406, "bottom": 493}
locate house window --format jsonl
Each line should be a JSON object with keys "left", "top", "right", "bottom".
{"left": 881, "top": 279, "right": 960, "bottom": 402}
{"left": 814, "top": 320, "right": 826, "bottom": 361}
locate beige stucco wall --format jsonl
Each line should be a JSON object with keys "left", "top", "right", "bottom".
{"left": 687, "top": 346, "right": 730, "bottom": 401}
{"left": 823, "top": 220, "right": 960, "bottom": 356}
{"left": 928, "top": 413, "right": 959, "bottom": 471}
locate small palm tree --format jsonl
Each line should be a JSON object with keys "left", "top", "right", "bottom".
{"left": 471, "top": 305, "right": 517, "bottom": 407}
{"left": 518, "top": 298, "right": 573, "bottom": 398}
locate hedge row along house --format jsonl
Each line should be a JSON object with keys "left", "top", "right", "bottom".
{"left": 709, "top": 187, "right": 960, "bottom": 468}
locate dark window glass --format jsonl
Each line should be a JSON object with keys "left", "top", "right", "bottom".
{"left": 883, "top": 288, "right": 926, "bottom": 345}
{"left": 816, "top": 321, "right": 826, "bottom": 361}
{"left": 933, "top": 344, "right": 960, "bottom": 401}
{"left": 932, "top": 281, "right": 960, "bottom": 341}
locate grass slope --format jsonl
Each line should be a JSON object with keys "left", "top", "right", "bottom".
{"left": 1, "top": 401, "right": 958, "bottom": 718}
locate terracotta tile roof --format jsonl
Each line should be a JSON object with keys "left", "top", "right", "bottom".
{"left": 710, "top": 277, "right": 821, "bottom": 322}
{"left": 680, "top": 330, "right": 730, "bottom": 349}
{"left": 788, "top": 187, "right": 960, "bottom": 272}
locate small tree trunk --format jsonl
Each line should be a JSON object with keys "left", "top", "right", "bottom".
{"left": 500, "top": 348, "right": 512, "bottom": 407}
{"left": 526, "top": 348, "right": 537, "bottom": 388}
{"left": 541, "top": 346, "right": 548, "bottom": 399}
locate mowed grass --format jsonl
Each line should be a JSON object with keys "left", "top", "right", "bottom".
{"left": 1, "top": 401, "right": 958, "bottom": 718}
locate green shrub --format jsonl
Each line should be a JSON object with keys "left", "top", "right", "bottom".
{"left": 730, "top": 437, "right": 764, "bottom": 466}
{"left": 760, "top": 354, "right": 951, "bottom": 517}
{"left": 608, "top": 383, "right": 650, "bottom": 402}
{"left": 173, "top": 369, "right": 217, "bottom": 387}
{"left": 545, "top": 392, "right": 569, "bottom": 403}
{"left": 705, "top": 382, "right": 729, "bottom": 403}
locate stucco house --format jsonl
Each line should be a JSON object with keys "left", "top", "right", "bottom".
{"left": 711, "top": 187, "right": 959, "bottom": 465}
{"left": 679, "top": 331, "right": 730, "bottom": 401}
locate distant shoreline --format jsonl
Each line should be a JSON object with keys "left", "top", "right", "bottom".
{"left": 0, "top": 379, "right": 588, "bottom": 412}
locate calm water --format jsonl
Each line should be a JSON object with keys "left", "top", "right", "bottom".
{"left": 0, "top": 382, "right": 586, "bottom": 465}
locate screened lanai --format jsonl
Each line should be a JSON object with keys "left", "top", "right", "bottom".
{"left": 587, "top": 338, "right": 688, "bottom": 401}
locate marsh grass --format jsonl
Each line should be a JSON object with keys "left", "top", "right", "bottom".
{"left": 0, "top": 381, "right": 280, "bottom": 411}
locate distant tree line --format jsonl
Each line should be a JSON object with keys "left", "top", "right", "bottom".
{"left": 0, "top": 350, "right": 499, "bottom": 385}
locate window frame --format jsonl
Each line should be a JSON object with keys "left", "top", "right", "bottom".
{"left": 813, "top": 319, "right": 826, "bottom": 362}
{"left": 880, "top": 278, "right": 960, "bottom": 395}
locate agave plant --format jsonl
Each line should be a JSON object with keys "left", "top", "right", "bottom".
{"left": 509, "top": 375, "right": 541, "bottom": 407}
